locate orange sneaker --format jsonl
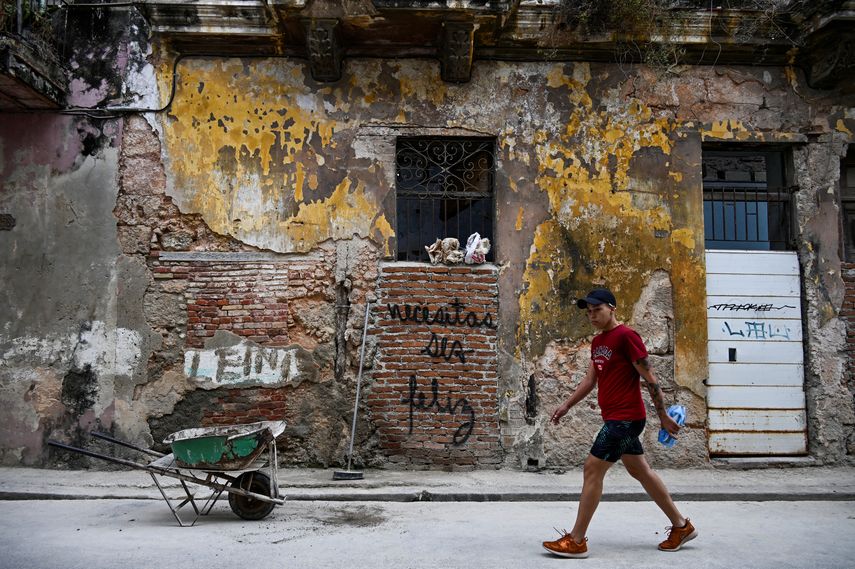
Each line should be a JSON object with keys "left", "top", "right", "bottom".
{"left": 543, "top": 531, "right": 589, "bottom": 558}
{"left": 658, "top": 519, "right": 698, "bottom": 551}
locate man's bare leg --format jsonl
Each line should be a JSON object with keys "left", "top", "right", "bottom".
{"left": 621, "top": 453, "right": 685, "bottom": 527}
{"left": 569, "top": 454, "right": 614, "bottom": 542}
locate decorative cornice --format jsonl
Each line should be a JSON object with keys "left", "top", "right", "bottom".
{"left": 806, "top": 29, "right": 855, "bottom": 90}
{"left": 441, "top": 21, "right": 475, "bottom": 83}
{"left": 133, "top": 1, "right": 855, "bottom": 88}
{"left": 303, "top": 18, "right": 342, "bottom": 82}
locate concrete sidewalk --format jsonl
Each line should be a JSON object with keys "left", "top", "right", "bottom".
{"left": 2, "top": 464, "right": 854, "bottom": 502}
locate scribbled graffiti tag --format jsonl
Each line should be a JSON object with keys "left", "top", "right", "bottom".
{"left": 708, "top": 303, "right": 796, "bottom": 312}
{"left": 387, "top": 298, "right": 496, "bottom": 329}
{"left": 386, "top": 298, "right": 493, "bottom": 445}
{"left": 722, "top": 321, "right": 793, "bottom": 340}
{"left": 421, "top": 332, "right": 474, "bottom": 363}
{"left": 401, "top": 374, "right": 475, "bottom": 445}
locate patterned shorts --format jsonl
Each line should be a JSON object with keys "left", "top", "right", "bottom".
{"left": 590, "top": 419, "right": 646, "bottom": 462}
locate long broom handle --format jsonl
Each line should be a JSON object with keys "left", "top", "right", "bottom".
{"left": 346, "top": 302, "right": 371, "bottom": 471}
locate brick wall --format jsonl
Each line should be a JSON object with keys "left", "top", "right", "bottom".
{"left": 149, "top": 252, "right": 330, "bottom": 348}
{"left": 369, "top": 263, "right": 501, "bottom": 468}
{"left": 146, "top": 251, "right": 333, "bottom": 437}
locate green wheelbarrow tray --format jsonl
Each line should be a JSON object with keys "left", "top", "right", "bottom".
{"left": 164, "top": 421, "right": 287, "bottom": 470}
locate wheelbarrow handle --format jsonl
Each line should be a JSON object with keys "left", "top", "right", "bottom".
{"left": 89, "top": 431, "right": 165, "bottom": 458}
{"left": 47, "top": 440, "right": 154, "bottom": 471}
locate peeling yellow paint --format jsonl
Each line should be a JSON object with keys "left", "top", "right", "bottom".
{"left": 372, "top": 215, "right": 395, "bottom": 257}
{"left": 604, "top": 128, "right": 625, "bottom": 143}
{"left": 295, "top": 162, "right": 305, "bottom": 203}
{"left": 784, "top": 66, "right": 799, "bottom": 90}
{"left": 517, "top": 79, "right": 706, "bottom": 394}
{"left": 546, "top": 64, "right": 593, "bottom": 108}
{"left": 517, "top": 220, "right": 577, "bottom": 351}
{"left": 702, "top": 120, "right": 753, "bottom": 141}
{"left": 670, "top": 228, "right": 696, "bottom": 250}
{"left": 397, "top": 65, "right": 448, "bottom": 106}
{"left": 283, "top": 178, "right": 391, "bottom": 248}
{"left": 151, "top": 55, "right": 708, "bottom": 393}
{"left": 157, "top": 58, "right": 397, "bottom": 253}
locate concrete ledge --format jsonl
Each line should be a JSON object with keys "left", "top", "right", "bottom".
{"left": 3, "top": 466, "right": 854, "bottom": 503}
{"left": 4, "top": 488, "right": 855, "bottom": 503}
{"left": 711, "top": 457, "right": 819, "bottom": 469}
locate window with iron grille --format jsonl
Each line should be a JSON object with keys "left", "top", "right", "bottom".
{"left": 395, "top": 137, "right": 495, "bottom": 262}
{"left": 702, "top": 149, "right": 795, "bottom": 251}
{"left": 841, "top": 148, "right": 855, "bottom": 262}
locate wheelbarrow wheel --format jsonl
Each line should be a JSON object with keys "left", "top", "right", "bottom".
{"left": 228, "top": 472, "right": 276, "bottom": 521}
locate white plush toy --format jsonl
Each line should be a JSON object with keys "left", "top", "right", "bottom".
{"left": 464, "top": 232, "right": 491, "bottom": 264}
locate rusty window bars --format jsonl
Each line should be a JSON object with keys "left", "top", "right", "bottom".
{"left": 702, "top": 150, "right": 795, "bottom": 251}
{"left": 395, "top": 137, "right": 495, "bottom": 262}
{"left": 703, "top": 185, "right": 796, "bottom": 251}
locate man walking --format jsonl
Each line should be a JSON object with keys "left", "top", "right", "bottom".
{"left": 542, "top": 288, "right": 697, "bottom": 558}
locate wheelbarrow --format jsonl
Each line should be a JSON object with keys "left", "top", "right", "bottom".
{"left": 48, "top": 420, "right": 286, "bottom": 527}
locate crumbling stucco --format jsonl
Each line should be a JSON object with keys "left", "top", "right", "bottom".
{"left": 2, "top": 29, "right": 853, "bottom": 468}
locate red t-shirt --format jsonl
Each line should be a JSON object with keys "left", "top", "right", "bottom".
{"left": 591, "top": 324, "right": 648, "bottom": 421}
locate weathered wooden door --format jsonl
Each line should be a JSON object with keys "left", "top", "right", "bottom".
{"left": 705, "top": 250, "right": 808, "bottom": 455}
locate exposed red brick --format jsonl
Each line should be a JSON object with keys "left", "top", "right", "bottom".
{"left": 369, "top": 263, "right": 501, "bottom": 467}
{"left": 152, "top": 256, "right": 331, "bottom": 348}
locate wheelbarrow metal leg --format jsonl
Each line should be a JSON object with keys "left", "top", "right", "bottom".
{"left": 197, "top": 473, "right": 226, "bottom": 516}
{"left": 149, "top": 472, "right": 202, "bottom": 527}
{"left": 199, "top": 488, "right": 225, "bottom": 516}
{"left": 179, "top": 479, "right": 201, "bottom": 516}
{"left": 268, "top": 441, "right": 280, "bottom": 499}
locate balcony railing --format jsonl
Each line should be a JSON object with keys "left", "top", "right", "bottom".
{"left": 1, "top": 1, "right": 62, "bottom": 34}
{"left": 1, "top": 0, "right": 63, "bottom": 58}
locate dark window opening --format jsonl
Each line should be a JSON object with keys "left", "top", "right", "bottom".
{"left": 841, "top": 148, "right": 855, "bottom": 262}
{"left": 702, "top": 149, "right": 795, "bottom": 251}
{"left": 395, "top": 137, "right": 495, "bottom": 262}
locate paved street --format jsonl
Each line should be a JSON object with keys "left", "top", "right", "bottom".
{"left": 1, "top": 499, "right": 853, "bottom": 569}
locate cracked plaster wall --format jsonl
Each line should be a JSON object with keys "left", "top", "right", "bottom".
{"left": 0, "top": 114, "right": 136, "bottom": 466}
{"left": 148, "top": 55, "right": 853, "bottom": 467}
{"left": 1, "top": 39, "right": 853, "bottom": 467}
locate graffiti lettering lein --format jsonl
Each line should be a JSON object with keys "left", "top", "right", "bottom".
{"left": 185, "top": 344, "right": 301, "bottom": 386}
{"left": 401, "top": 375, "right": 475, "bottom": 445}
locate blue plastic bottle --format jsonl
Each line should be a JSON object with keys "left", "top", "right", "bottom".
{"left": 658, "top": 404, "right": 686, "bottom": 448}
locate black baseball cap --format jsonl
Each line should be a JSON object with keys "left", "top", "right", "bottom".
{"left": 576, "top": 288, "right": 617, "bottom": 309}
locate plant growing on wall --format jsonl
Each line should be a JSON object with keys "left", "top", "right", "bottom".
{"left": 0, "top": 0, "right": 57, "bottom": 49}
{"left": 0, "top": 1, "right": 13, "bottom": 32}
{"left": 553, "top": 0, "right": 807, "bottom": 74}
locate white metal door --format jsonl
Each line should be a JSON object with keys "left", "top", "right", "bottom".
{"left": 705, "top": 250, "right": 808, "bottom": 455}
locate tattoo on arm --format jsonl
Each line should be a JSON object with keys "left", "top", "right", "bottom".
{"left": 645, "top": 381, "right": 666, "bottom": 415}
{"left": 636, "top": 358, "right": 667, "bottom": 416}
